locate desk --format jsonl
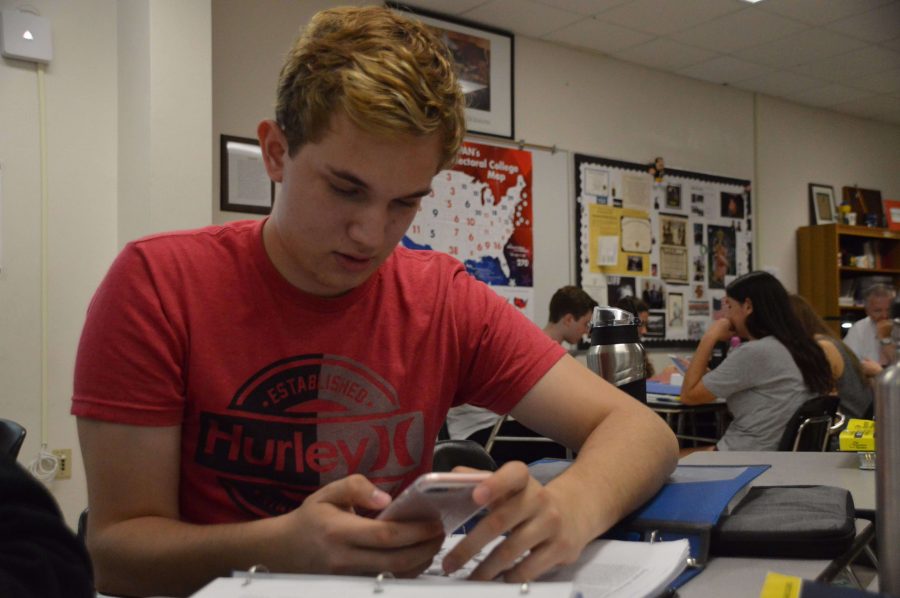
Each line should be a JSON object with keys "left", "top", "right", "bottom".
{"left": 680, "top": 450, "right": 875, "bottom": 515}
{"left": 647, "top": 394, "right": 728, "bottom": 446}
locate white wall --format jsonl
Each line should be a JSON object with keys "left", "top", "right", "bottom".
{"left": 0, "top": 0, "right": 211, "bottom": 527}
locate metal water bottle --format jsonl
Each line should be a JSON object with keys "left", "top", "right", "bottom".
{"left": 586, "top": 306, "right": 647, "bottom": 403}
{"left": 874, "top": 302, "right": 900, "bottom": 594}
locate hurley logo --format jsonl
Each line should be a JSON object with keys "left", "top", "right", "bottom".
{"left": 196, "top": 354, "right": 424, "bottom": 517}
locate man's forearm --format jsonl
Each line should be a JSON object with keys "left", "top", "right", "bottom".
{"left": 90, "top": 514, "right": 285, "bottom": 597}
{"left": 547, "top": 400, "right": 678, "bottom": 538}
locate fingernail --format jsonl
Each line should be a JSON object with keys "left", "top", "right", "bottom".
{"left": 473, "top": 484, "right": 491, "bottom": 504}
{"left": 443, "top": 556, "right": 459, "bottom": 573}
{"left": 372, "top": 488, "right": 391, "bottom": 506}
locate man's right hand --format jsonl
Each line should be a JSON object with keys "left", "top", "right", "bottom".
{"left": 271, "top": 474, "right": 445, "bottom": 577}
{"left": 876, "top": 317, "right": 894, "bottom": 340}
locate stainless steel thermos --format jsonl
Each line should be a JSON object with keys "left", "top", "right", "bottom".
{"left": 873, "top": 304, "right": 900, "bottom": 594}
{"left": 586, "top": 306, "right": 647, "bottom": 403}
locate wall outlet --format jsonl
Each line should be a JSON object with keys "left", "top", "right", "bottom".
{"left": 52, "top": 448, "right": 72, "bottom": 480}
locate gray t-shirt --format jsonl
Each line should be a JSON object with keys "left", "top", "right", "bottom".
{"left": 703, "top": 336, "right": 816, "bottom": 451}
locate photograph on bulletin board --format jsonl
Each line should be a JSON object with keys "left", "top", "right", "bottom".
{"left": 574, "top": 153, "right": 751, "bottom": 346}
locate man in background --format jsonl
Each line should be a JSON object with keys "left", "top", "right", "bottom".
{"left": 844, "top": 283, "right": 896, "bottom": 372}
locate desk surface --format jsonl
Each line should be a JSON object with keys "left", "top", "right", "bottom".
{"left": 680, "top": 450, "right": 875, "bottom": 514}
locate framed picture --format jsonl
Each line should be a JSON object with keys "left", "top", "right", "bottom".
{"left": 808, "top": 183, "right": 837, "bottom": 225}
{"left": 220, "top": 135, "right": 274, "bottom": 214}
{"left": 883, "top": 199, "right": 900, "bottom": 231}
{"left": 388, "top": 2, "right": 514, "bottom": 139}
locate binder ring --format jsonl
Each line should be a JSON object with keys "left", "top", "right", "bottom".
{"left": 520, "top": 581, "right": 531, "bottom": 594}
{"left": 241, "top": 564, "right": 269, "bottom": 587}
{"left": 374, "top": 571, "right": 395, "bottom": 593}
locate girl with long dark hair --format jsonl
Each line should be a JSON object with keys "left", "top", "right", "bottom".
{"left": 680, "top": 271, "right": 833, "bottom": 450}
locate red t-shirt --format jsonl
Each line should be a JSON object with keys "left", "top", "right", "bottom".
{"left": 72, "top": 219, "right": 564, "bottom": 524}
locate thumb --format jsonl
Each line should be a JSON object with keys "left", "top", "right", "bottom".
{"left": 307, "top": 474, "right": 392, "bottom": 511}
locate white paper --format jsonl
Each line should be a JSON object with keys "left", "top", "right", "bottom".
{"left": 621, "top": 174, "right": 652, "bottom": 212}
{"left": 584, "top": 167, "right": 610, "bottom": 198}
{"left": 597, "top": 235, "right": 619, "bottom": 266}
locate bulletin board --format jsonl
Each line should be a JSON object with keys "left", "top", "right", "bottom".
{"left": 574, "top": 153, "right": 752, "bottom": 346}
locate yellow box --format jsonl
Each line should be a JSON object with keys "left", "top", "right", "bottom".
{"left": 839, "top": 419, "right": 875, "bottom": 452}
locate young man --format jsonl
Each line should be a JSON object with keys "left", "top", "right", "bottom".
{"left": 72, "top": 7, "right": 677, "bottom": 597}
{"left": 844, "top": 283, "right": 896, "bottom": 370}
{"left": 542, "top": 285, "right": 599, "bottom": 345}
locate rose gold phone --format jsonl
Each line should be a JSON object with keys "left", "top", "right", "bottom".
{"left": 377, "top": 472, "right": 491, "bottom": 534}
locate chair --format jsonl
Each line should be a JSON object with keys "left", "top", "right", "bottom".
{"left": 484, "top": 414, "right": 574, "bottom": 462}
{"left": 432, "top": 439, "right": 497, "bottom": 472}
{"left": 0, "top": 418, "right": 27, "bottom": 458}
{"left": 777, "top": 395, "right": 843, "bottom": 452}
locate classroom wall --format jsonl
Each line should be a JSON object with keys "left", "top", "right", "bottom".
{"left": 2, "top": 0, "right": 898, "bottom": 526}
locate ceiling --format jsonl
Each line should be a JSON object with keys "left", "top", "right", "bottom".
{"left": 401, "top": 0, "right": 900, "bottom": 126}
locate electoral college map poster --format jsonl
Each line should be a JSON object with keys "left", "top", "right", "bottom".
{"left": 401, "top": 141, "right": 535, "bottom": 321}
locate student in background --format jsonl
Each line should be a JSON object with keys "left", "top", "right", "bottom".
{"left": 843, "top": 283, "right": 896, "bottom": 370}
{"left": 613, "top": 295, "right": 655, "bottom": 378}
{"left": 680, "top": 271, "right": 833, "bottom": 451}
{"left": 0, "top": 454, "right": 94, "bottom": 598}
{"left": 445, "top": 285, "right": 598, "bottom": 463}
{"left": 790, "top": 294, "right": 873, "bottom": 420}
{"left": 72, "top": 8, "right": 677, "bottom": 597}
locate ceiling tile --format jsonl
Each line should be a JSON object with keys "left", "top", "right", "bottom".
{"left": 883, "top": 37, "right": 900, "bottom": 52}
{"left": 757, "top": 0, "right": 895, "bottom": 26}
{"left": 669, "top": 8, "right": 809, "bottom": 53}
{"left": 398, "top": 0, "right": 490, "bottom": 17}
{"left": 595, "top": 0, "right": 745, "bottom": 36}
{"left": 732, "top": 70, "right": 829, "bottom": 97}
{"left": 677, "top": 56, "right": 771, "bottom": 85}
{"left": 531, "top": 0, "right": 632, "bottom": 17}
{"left": 791, "top": 46, "right": 900, "bottom": 82}
{"left": 462, "top": 0, "right": 582, "bottom": 37}
{"left": 610, "top": 37, "right": 717, "bottom": 71}
{"left": 846, "top": 67, "right": 900, "bottom": 93}
{"left": 733, "top": 28, "right": 868, "bottom": 68}
{"left": 785, "top": 84, "right": 875, "bottom": 107}
{"left": 542, "top": 18, "right": 655, "bottom": 54}
{"left": 825, "top": 2, "right": 900, "bottom": 43}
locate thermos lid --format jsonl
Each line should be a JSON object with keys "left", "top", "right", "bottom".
{"left": 590, "top": 306, "right": 639, "bottom": 328}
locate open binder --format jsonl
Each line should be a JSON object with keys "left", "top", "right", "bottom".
{"left": 189, "top": 536, "right": 690, "bottom": 598}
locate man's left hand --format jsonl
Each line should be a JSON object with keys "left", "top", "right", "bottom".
{"left": 441, "top": 462, "right": 589, "bottom": 582}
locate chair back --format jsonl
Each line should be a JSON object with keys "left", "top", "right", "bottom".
{"left": 777, "top": 395, "right": 840, "bottom": 452}
{"left": 0, "top": 418, "right": 26, "bottom": 458}
{"left": 432, "top": 439, "right": 497, "bottom": 472}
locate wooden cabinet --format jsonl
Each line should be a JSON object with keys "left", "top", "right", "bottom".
{"left": 797, "top": 224, "right": 900, "bottom": 336}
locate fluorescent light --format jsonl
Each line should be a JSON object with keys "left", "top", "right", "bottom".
{"left": 740, "top": 0, "right": 766, "bottom": 3}
{"left": 841, "top": 322, "right": 852, "bottom": 329}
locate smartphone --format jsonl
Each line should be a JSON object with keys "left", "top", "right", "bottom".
{"left": 376, "top": 471, "right": 491, "bottom": 534}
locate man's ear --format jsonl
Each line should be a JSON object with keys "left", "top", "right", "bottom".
{"left": 561, "top": 313, "right": 576, "bottom": 326}
{"left": 258, "top": 119, "right": 289, "bottom": 183}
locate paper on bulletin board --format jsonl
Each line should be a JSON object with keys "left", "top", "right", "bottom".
{"left": 588, "top": 204, "right": 650, "bottom": 276}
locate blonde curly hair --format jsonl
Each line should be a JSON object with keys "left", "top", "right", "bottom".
{"left": 275, "top": 6, "right": 465, "bottom": 171}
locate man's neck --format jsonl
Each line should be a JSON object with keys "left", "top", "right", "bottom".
{"left": 543, "top": 323, "right": 565, "bottom": 344}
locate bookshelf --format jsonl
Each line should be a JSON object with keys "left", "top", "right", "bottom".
{"left": 797, "top": 224, "right": 900, "bottom": 336}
